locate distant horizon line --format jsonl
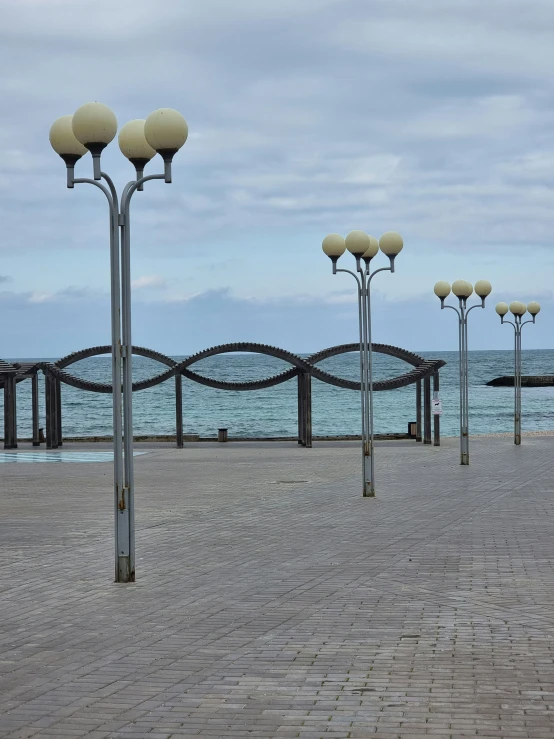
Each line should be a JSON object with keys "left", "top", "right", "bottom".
{"left": 5, "top": 347, "right": 554, "bottom": 362}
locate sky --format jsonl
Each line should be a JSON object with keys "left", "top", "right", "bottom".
{"left": 1, "top": 0, "right": 553, "bottom": 357}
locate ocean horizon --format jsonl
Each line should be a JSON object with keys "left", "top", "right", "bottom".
{"left": 2, "top": 349, "right": 553, "bottom": 439}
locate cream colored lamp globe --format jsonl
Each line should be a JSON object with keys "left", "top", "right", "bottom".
{"left": 452, "top": 279, "right": 473, "bottom": 299}
{"left": 322, "top": 233, "right": 346, "bottom": 259}
{"left": 49, "top": 115, "right": 87, "bottom": 164}
{"left": 527, "top": 301, "right": 541, "bottom": 316}
{"left": 345, "top": 230, "right": 371, "bottom": 257}
{"left": 144, "top": 108, "right": 188, "bottom": 159}
{"left": 434, "top": 281, "right": 451, "bottom": 299}
{"left": 118, "top": 120, "right": 156, "bottom": 168}
{"left": 495, "top": 302, "right": 509, "bottom": 316}
{"left": 509, "top": 301, "right": 526, "bottom": 316}
{"left": 72, "top": 102, "right": 118, "bottom": 152}
{"left": 474, "top": 280, "right": 492, "bottom": 298}
{"left": 379, "top": 231, "right": 403, "bottom": 257}
{"left": 362, "top": 236, "right": 379, "bottom": 261}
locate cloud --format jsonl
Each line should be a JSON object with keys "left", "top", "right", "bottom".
{"left": 1, "top": 285, "right": 552, "bottom": 358}
{"left": 132, "top": 275, "right": 167, "bottom": 290}
{"left": 0, "top": 0, "right": 553, "bottom": 345}
{"left": 0, "top": 275, "right": 11, "bottom": 284}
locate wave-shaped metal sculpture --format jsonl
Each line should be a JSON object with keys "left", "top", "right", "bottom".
{"left": 0, "top": 343, "right": 445, "bottom": 449}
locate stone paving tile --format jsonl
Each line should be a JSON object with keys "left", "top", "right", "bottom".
{"left": 1, "top": 437, "right": 554, "bottom": 737}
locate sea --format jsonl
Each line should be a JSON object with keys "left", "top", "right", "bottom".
{"left": 2, "top": 350, "right": 554, "bottom": 439}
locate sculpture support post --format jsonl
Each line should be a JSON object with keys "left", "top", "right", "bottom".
{"left": 433, "top": 370, "right": 440, "bottom": 447}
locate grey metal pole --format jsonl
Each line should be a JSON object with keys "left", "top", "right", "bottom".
{"left": 336, "top": 266, "right": 367, "bottom": 495}
{"left": 359, "top": 269, "right": 373, "bottom": 497}
{"left": 514, "top": 316, "right": 521, "bottom": 446}
{"left": 457, "top": 307, "right": 465, "bottom": 464}
{"left": 460, "top": 303, "right": 469, "bottom": 465}
{"left": 119, "top": 192, "right": 135, "bottom": 583}
{"left": 73, "top": 175, "right": 125, "bottom": 582}
{"left": 364, "top": 271, "right": 375, "bottom": 495}
{"left": 119, "top": 173, "right": 165, "bottom": 583}
{"left": 357, "top": 279, "right": 369, "bottom": 494}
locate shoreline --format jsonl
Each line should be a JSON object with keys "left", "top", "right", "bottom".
{"left": 3, "top": 430, "right": 554, "bottom": 444}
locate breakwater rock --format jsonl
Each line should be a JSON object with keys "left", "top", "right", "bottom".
{"left": 487, "top": 375, "right": 554, "bottom": 387}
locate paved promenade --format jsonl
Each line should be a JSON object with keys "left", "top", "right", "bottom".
{"left": 1, "top": 436, "right": 554, "bottom": 738}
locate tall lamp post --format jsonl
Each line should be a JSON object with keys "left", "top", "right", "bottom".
{"left": 49, "top": 103, "right": 188, "bottom": 583}
{"left": 322, "top": 230, "right": 404, "bottom": 497}
{"left": 495, "top": 300, "right": 540, "bottom": 445}
{"left": 433, "top": 279, "right": 492, "bottom": 466}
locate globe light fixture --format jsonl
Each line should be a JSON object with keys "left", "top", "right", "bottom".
{"left": 118, "top": 120, "right": 157, "bottom": 186}
{"left": 362, "top": 236, "right": 379, "bottom": 264}
{"left": 509, "top": 301, "right": 527, "bottom": 316}
{"left": 49, "top": 102, "right": 188, "bottom": 583}
{"left": 320, "top": 228, "right": 404, "bottom": 497}
{"left": 144, "top": 108, "right": 188, "bottom": 181}
{"left": 474, "top": 280, "right": 492, "bottom": 298}
{"left": 72, "top": 102, "right": 118, "bottom": 178}
{"left": 49, "top": 116, "right": 88, "bottom": 186}
{"left": 345, "top": 230, "right": 371, "bottom": 258}
{"left": 452, "top": 279, "right": 473, "bottom": 299}
{"left": 322, "top": 233, "right": 346, "bottom": 265}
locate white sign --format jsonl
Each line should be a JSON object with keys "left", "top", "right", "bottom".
{"left": 432, "top": 398, "right": 442, "bottom": 416}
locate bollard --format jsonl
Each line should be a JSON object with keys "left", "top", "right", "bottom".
{"left": 218, "top": 428, "right": 228, "bottom": 443}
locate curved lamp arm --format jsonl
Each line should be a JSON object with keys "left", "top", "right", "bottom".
{"left": 441, "top": 303, "right": 462, "bottom": 320}
{"left": 368, "top": 265, "right": 392, "bottom": 285}
{"left": 336, "top": 268, "right": 362, "bottom": 291}
{"left": 466, "top": 299, "right": 486, "bottom": 316}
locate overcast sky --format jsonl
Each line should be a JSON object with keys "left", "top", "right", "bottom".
{"left": 1, "top": 0, "right": 553, "bottom": 357}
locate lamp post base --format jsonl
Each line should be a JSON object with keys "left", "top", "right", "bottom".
{"left": 460, "top": 453, "right": 469, "bottom": 465}
{"left": 363, "top": 482, "right": 375, "bottom": 497}
{"left": 117, "top": 556, "right": 135, "bottom": 584}
{"left": 514, "top": 435, "right": 521, "bottom": 446}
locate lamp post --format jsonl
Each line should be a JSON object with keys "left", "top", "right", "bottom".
{"left": 495, "top": 300, "right": 540, "bottom": 445}
{"left": 49, "top": 103, "right": 188, "bottom": 583}
{"left": 433, "top": 279, "right": 492, "bottom": 466}
{"left": 322, "top": 230, "right": 403, "bottom": 497}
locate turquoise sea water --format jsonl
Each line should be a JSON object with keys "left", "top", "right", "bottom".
{"left": 2, "top": 350, "right": 553, "bottom": 439}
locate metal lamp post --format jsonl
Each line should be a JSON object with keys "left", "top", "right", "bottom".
{"left": 49, "top": 103, "right": 188, "bottom": 583}
{"left": 433, "top": 279, "right": 492, "bottom": 466}
{"left": 321, "top": 230, "right": 404, "bottom": 497}
{"left": 495, "top": 300, "right": 540, "bottom": 445}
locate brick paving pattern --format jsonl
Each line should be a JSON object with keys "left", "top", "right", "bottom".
{"left": 1, "top": 436, "right": 554, "bottom": 738}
